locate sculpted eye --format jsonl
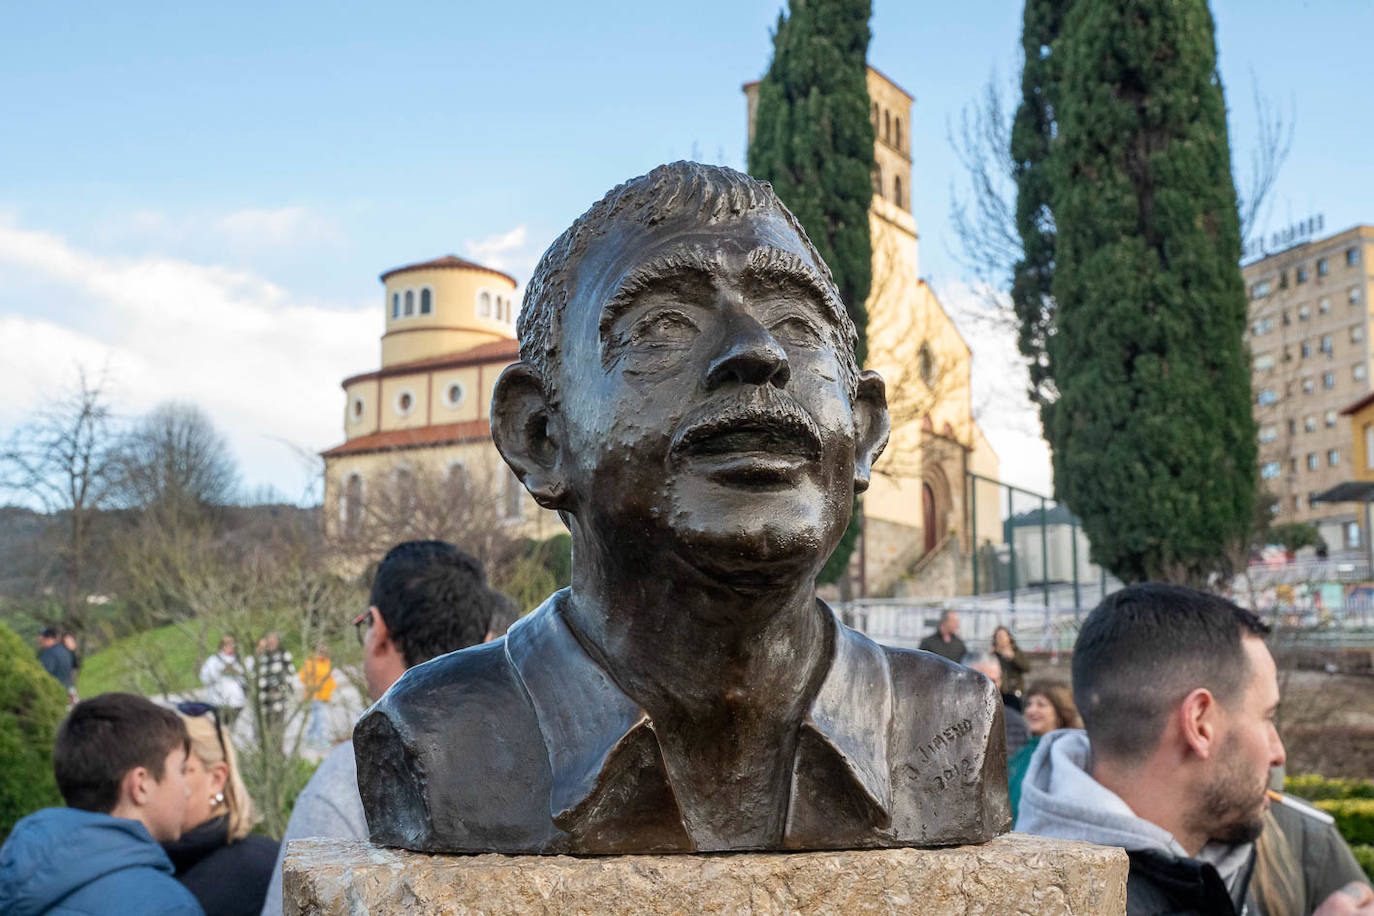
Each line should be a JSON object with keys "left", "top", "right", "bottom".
{"left": 770, "top": 315, "right": 823, "bottom": 349}
{"left": 629, "top": 310, "right": 698, "bottom": 347}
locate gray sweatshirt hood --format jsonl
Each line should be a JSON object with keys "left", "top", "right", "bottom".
{"left": 1016, "top": 729, "right": 1254, "bottom": 901}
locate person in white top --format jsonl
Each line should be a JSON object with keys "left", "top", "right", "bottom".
{"left": 198, "top": 635, "right": 248, "bottom": 726}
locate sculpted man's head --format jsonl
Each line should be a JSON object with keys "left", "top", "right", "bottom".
{"left": 492, "top": 162, "right": 889, "bottom": 591}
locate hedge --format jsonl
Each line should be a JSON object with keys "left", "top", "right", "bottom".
{"left": 0, "top": 623, "right": 68, "bottom": 840}
{"left": 1315, "top": 799, "right": 1374, "bottom": 847}
{"left": 1353, "top": 845, "right": 1374, "bottom": 882}
{"left": 1285, "top": 774, "right": 1374, "bottom": 802}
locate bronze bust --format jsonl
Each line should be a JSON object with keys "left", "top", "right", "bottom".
{"left": 354, "top": 162, "right": 1010, "bottom": 854}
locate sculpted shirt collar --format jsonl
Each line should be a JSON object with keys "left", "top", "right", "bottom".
{"left": 504, "top": 590, "right": 893, "bottom": 850}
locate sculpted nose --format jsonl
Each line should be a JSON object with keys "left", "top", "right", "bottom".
{"left": 705, "top": 317, "right": 791, "bottom": 389}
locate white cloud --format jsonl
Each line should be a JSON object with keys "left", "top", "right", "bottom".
{"left": 213, "top": 206, "right": 343, "bottom": 249}
{"left": 0, "top": 223, "right": 376, "bottom": 503}
{"left": 940, "top": 281, "right": 1055, "bottom": 498}
{"left": 463, "top": 224, "right": 545, "bottom": 289}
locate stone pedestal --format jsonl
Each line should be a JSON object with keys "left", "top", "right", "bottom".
{"left": 283, "top": 833, "right": 1127, "bottom": 915}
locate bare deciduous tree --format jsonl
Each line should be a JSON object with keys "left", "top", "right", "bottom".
{"left": 113, "top": 401, "right": 239, "bottom": 523}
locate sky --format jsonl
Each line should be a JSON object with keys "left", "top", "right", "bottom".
{"left": 2, "top": 1, "right": 1370, "bottom": 506}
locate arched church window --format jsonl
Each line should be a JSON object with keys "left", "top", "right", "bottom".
{"left": 420, "top": 288, "right": 432, "bottom": 314}
{"left": 894, "top": 175, "right": 904, "bottom": 209}
{"left": 392, "top": 292, "right": 400, "bottom": 318}
{"left": 478, "top": 290, "right": 492, "bottom": 318}
{"left": 404, "top": 289, "right": 415, "bottom": 316}
{"left": 894, "top": 117, "right": 902, "bottom": 150}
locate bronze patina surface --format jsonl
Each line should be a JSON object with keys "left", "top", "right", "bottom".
{"left": 354, "top": 162, "right": 1010, "bottom": 853}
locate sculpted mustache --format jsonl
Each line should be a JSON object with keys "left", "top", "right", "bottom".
{"left": 670, "top": 399, "right": 823, "bottom": 457}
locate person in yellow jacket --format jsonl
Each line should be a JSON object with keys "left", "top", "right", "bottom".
{"left": 299, "top": 644, "right": 337, "bottom": 749}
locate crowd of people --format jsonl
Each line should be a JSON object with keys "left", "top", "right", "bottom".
{"left": 6, "top": 554, "right": 1373, "bottom": 915}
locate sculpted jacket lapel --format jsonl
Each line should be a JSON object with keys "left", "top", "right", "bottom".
{"left": 505, "top": 592, "right": 896, "bottom": 853}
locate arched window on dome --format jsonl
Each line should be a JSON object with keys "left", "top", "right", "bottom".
{"left": 391, "top": 292, "right": 400, "bottom": 319}
{"left": 404, "top": 289, "right": 415, "bottom": 316}
{"left": 419, "top": 288, "right": 432, "bottom": 315}
{"left": 478, "top": 289, "right": 492, "bottom": 318}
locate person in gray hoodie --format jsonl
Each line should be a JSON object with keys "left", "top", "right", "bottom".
{"left": 1017, "top": 584, "right": 1372, "bottom": 916}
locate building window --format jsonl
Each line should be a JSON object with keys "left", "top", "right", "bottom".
{"left": 1329, "top": 449, "right": 1341, "bottom": 467}
{"left": 478, "top": 289, "right": 492, "bottom": 318}
{"left": 1301, "top": 340, "right": 1312, "bottom": 359}
{"left": 1326, "top": 409, "right": 1338, "bottom": 427}
{"left": 394, "top": 467, "right": 416, "bottom": 517}
{"left": 1252, "top": 317, "right": 1274, "bottom": 336}
{"left": 1356, "top": 364, "right": 1368, "bottom": 381}
{"left": 1298, "top": 305, "right": 1311, "bottom": 321}
{"left": 420, "top": 288, "right": 432, "bottom": 315}
{"left": 349, "top": 396, "right": 365, "bottom": 423}
{"left": 343, "top": 474, "right": 363, "bottom": 536}
{"left": 894, "top": 175, "right": 904, "bottom": 208}
{"left": 1353, "top": 326, "right": 1365, "bottom": 344}
{"left": 1348, "top": 247, "right": 1361, "bottom": 268}
{"left": 1260, "top": 461, "right": 1281, "bottom": 479}
{"left": 1348, "top": 522, "right": 1362, "bottom": 549}
{"left": 884, "top": 110, "right": 891, "bottom": 144}
{"left": 894, "top": 117, "right": 902, "bottom": 150}
{"left": 446, "top": 461, "right": 468, "bottom": 496}
{"left": 1321, "top": 335, "right": 1334, "bottom": 355}
{"left": 1324, "top": 372, "right": 1336, "bottom": 389}
{"left": 1320, "top": 298, "right": 1331, "bottom": 315}
{"left": 1258, "top": 424, "right": 1277, "bottom": 443}
{"left": 443, "top": 381, "right": 464, "bottom": 408}
{"left": 504, "top": 468, "right": 525, "bottom": 520}
{"left": 1253, "top": 352, "right": 1274, "bottom": 371}
{"left": 1297, "top": 266, "right": 1309, "bottom": 284}
{"left": 392, "top": 292, "right": 400, "bottom": 318}
{"left": 1252, "top": 281, "right": 1271, "bottom": 299}
{"left": 872, "top": 166, "right": 883, "bottom": 197}
{"left": 1256, "top": 388, "right": 1277, "bottom": 406}
{"left": 1366, "top": 424, "right": 1374, "bottom": 469}
{"left": 1304, "top": 415, "right": 1317, "bottom": 433}
{"left": 1318, "top": 257, "right": 1330, "bottom": 276}
{"left": 1293, "top": 494, "right": 1303, "bottom": 512}
{"left": 1350, "top": 286, "right": 1362, "bottom": 306}
{"left": 1302, "top": 378, "right": 1315, "bottom": 394}
{"left": 404, "top": 289, "right": 415, "bottom": 316}
{"left": 1279, "top": 271, "right": 1289, "bottom": 290}
{"left": 1288, "top": 419, "right": 1297, "bottom": 435}
{"left": 394, "top": 389, "right": 415, "bottom": 417}
{"left": 1307, "top": 453, "right": 1320, "bottom": 470}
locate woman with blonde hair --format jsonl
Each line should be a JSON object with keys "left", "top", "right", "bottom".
{"left": 162, "top": 702, "right": 278, "bottom": 916}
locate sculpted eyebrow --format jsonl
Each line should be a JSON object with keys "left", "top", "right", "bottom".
{"left": 599, "top": 245, "right": 724, "bottom": 342}
{"left": 743, "top": 247, "right": 847, "bottom": 328}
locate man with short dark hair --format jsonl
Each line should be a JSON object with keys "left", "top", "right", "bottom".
{"left": 1018, "top": 583, "right": 1373, "bottom": 915}
{"left": 37, "top": 627, "right": 76, "bottom": 697}
{"left": 259, "top": 540, "right": 503, "bottom": 916}
{"left": 919, "top": 609, "right": 966, "bottom": 663}
{"left": 0, "top": 693, "right": 203, "bottom": 915}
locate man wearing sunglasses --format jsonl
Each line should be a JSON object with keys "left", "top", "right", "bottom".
{"left": 259, "top": 540, "right": 504, "bottom": 916}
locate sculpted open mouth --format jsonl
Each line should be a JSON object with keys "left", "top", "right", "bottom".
{"left": 671, "top": 411, "right": 822, "bottom": 485}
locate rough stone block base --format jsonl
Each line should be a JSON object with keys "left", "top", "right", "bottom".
{"left": 283, "top": 833, "right": 1126, "bottom": 915}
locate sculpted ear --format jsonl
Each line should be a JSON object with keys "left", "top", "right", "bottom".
{"left": 490, "top": 362, "right": 571, "bottom": 511}
{"left": 852, "top": 370, "right": 890, "bottom": 494}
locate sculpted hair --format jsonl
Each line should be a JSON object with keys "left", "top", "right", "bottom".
{"left": 370, "top": 540, "right": 499, "bottom": 667}
{"left": 54, "top": 693, "right": 190, "bottom": 813}
{"left": 517, "top": 160, "right": 860, "bottom": 407}
{"left": 1072, "top": 583, "right": 1269, "bottom": 763}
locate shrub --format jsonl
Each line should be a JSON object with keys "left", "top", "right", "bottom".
{"left": 0, "top": 623, "right": 68, "bottom": 840}
{"left": 1352, "top": 845, "right": 1374, "bottom": 882}
{"left": 1285, "top": 774, "right": 1374, "bottom": 801}
{"left": 1315, "top": 799, "right": 1374, "bottom": 847}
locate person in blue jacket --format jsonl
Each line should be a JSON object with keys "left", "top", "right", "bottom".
{"left": 0, "top": 693, "right": 204, "bottom": 915}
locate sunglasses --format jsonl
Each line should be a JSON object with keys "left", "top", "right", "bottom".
{"left": 353, "top": 608, "right": 374, "bottom": 646}
{"left": 177, "top": 701, "right": 228, "bottom": 763}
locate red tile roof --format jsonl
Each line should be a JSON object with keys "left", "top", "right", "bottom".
{"left": 320, "top": 420, "right": 493, "bottom": 458}
{"left": 342, "top": 339, "right": 520, "bottom": 388}
{"left": 1342, "top": 391, "right": 1374, "bottom": 416}
{"left": 379, "top": 254, "right": 518, "bottom": 287}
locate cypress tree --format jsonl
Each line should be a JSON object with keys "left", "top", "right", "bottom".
{"left": 1046, "top": 0, "right": 1256, "bottom": 584}
{"left": 749, "top": 0, "right": 875, "bottom": 585}
{"left": 1010, "top": 0, "right": 1067, "bottom": 413}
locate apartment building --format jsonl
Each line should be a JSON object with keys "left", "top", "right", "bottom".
{"left": 1244, "top": 225, "right": 1374, "bottom": 549}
